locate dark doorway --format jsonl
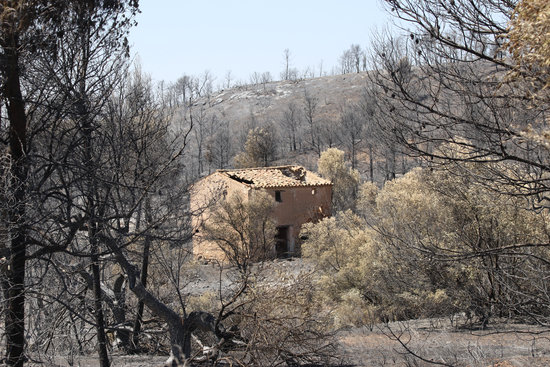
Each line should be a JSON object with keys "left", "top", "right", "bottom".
{"left": 275, "top": 226, "right": 289, "bottom": 257}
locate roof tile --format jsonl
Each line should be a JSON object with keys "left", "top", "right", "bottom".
{"left": 219, "top": 165, "right": 331, "bottom": 188}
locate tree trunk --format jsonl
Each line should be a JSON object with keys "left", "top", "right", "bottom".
{"left": 351, "top": 140, "right": 357, "bottom": 170}
{"left": 91, "top": 236, "right": 111, "bottom": 367}
{"left": 107, "top": 240, "right": 222, "bottom": 364}
{"left": 130, "top": 199, "right": 152, "bottom": 353}
{"left": 112, "top": 275, "right": 130, "bottom": 350}
{"left": 81, "top": 91, "right": 110, "bottom": 367}
{"left": 4, "top": 32, "right": 28, "bottom": 367}
{"left": 369, "top": 145, "right": 374, "bottom": 183}
{"left": 76, "top": 269, "right": 129, "bottom": 353}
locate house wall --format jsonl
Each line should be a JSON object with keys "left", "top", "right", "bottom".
{"left": 190, "top": 173, "right": 250, "bottom": 261}
{"left": 266, "top": 185, "right": 332, "bottom": 255}
{"left": 191, "top": 172, "right": 332, "bottom": 261}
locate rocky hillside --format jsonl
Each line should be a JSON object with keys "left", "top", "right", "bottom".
{"left": 199, "top": 72, "right": 371, "bottom": 124}
{"left": 180, "top": 71, "right": 405, "bottom": 184}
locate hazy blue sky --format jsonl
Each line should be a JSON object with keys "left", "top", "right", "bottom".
{"left": 129, "top": 1, "right": 393, "bottom": 85}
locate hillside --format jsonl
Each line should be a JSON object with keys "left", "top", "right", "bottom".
{"left": 180, "top": 71, "right": 405, "bottom": 184}
{"left": 200, "top": 72, "right": 370, "bottom": 123}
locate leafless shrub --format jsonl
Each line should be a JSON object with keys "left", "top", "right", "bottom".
{"left": 224, "top": 271, "right": 342, "bottom": 366}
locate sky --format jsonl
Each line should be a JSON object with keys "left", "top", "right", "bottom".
{"left": 128, "top": 1, "right": 394, "bottom": 86}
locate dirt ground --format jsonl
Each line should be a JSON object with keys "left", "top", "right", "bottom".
{"left": 21, "top": 260, "right": 550, "bottom": 366}
{"left": 26, "top": 319, "right": 550, "bottom": 367}
{"left": 340, "top": 319, "right": 550, "bottom": 367}
{"left": 26, "top": 354, "right": 167, "bottom": 367}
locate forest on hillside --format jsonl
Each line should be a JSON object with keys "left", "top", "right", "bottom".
{"left": 155, "top": 60, "right": 410, "bottom": 186}
{"left": 1, "top": 0, "right": 549, "bottom": 366}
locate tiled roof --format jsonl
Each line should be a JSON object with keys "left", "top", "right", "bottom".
{"left": 218, "top": 165, "right": 331, "bottom": 188}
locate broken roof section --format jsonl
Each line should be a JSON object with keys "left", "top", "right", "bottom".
{"left": 218, "top": 165, "right": 331, "bottom": 189}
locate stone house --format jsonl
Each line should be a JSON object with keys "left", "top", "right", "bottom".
{"left": 190, "top": 165, "right": 332, "bottom": 261}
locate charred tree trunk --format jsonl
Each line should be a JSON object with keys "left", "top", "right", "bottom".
{"left": 4, "top": 30, "right": 28, "bottom": 367}
{"left": 90, "top": 230, "right": 111, "bottom": 367}
{"left": 82, "top": 119, "right": 110, "bottom": 366}
{"left": 130, "top": 199, "right": 152, "bottom": 353}
{"left": 76, "top": 270, "right": 130, "bottom": 352}
{"left": 107, "top": 240, "right": 223, "bottom": 364}
{"left": 112, "top": 275, "right": 130, "bottom": 350}
{"left": 369, "top": 144, "right": 374, "bottom": 183}
{"left": 80, "top": 80, "right": 110, "bottom": 367}
{"left": 77, "top": 5, "right": 111, "bottom": 362}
